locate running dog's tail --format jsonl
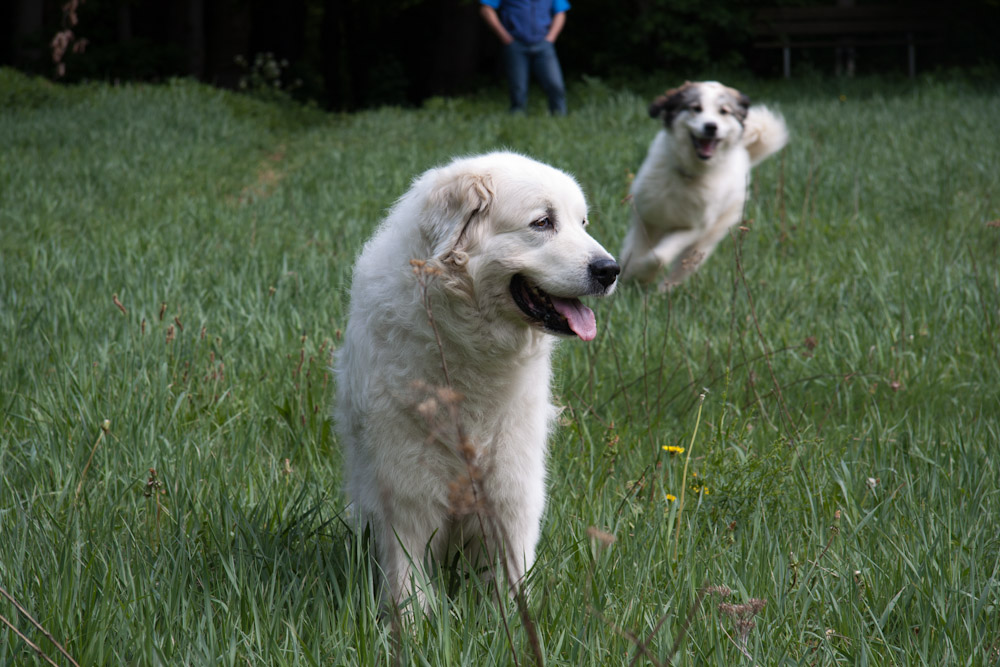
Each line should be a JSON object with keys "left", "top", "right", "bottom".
{"left": 742, "top": 106, "right": 789, "bottom": 166}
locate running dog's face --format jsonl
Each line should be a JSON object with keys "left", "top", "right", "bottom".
{"left": 649, "top": 81, "right": 750, "bottom": 161}
{"left": 425, "top": 152, "right": 619, "bottom": 341}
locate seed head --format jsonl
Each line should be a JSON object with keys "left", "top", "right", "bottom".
{"left": 586, "top": 526, "right": 616, "bottom": 548}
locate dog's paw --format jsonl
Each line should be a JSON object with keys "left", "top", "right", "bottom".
{"left": 657, "top": 278, "right": 679, "bottom": 293}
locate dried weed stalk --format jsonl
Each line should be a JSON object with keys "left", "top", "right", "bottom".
{"left": 718, "top": 597, "right": 767, "bottom": 658}
{"left": 74, "top": 418, "right": 110, "bottom": 502}
{"left": 0, "top": 585, "right": 81, "bottom": 667}
{"left": 731, "top": 226, "right": 798, "bottom": 437}
{"left": 674, "top": 391, "right": 706, "bottom": 560}
{"left": 620, "top": 583, "right": 731, "bottom": 667}
{"left": 399, "top": 261, "right": 543, "bottom": 667}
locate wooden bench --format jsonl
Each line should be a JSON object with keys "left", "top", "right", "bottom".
{"left": 752, "top": 4, "right": 944, "bottom": 78}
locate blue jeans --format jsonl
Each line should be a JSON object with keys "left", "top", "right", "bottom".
{"left": 503, "top": 40, "right": 567, "bottom": 115}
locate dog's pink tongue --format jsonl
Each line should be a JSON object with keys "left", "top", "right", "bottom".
{"left": 551, "top": 297, "right": 597, "bottom": 341}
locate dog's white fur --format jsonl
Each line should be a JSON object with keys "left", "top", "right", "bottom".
{"left": 620, "top": 81, "right": 788, "bottom": 287}
{"left": 335, "top": 151, "right": 618, "bottom": 612}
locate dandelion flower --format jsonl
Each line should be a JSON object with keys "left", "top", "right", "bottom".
{"left": 666, "top": 494, "right": 677, "bottom": 502}
{"left": 663, "top": 445, "right": 685, "bottom": 455}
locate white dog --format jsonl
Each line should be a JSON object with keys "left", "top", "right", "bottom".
{"left": 620, "top": 81, "right": 788, "bottom": 287}
{"left": 335, "top": 151, "right": 619, "bottom": 613}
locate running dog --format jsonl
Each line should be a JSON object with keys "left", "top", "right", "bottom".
{"left": 620, "top": 81, "right": 788, "bottom": 287}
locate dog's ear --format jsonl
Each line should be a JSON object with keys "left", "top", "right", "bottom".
{"left": 724, "top": 86, "right": 752, "bottom": 124}
{"left": 648, "top": 82, "right": 695, "bottom": 127}
{"left": 735, "top": 91, "right": 751, "bottom": 124}
{"left": 423, "top": 166, "right": 495, "bottom": 264}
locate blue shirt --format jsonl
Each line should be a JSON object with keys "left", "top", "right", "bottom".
{"left": 481, "top": 0, "right": 571, "bottom": 45}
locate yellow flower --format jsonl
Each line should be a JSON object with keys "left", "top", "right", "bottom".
{"left": 666, "top": 494, "right": 677, "bottom": 502}
{"left": 662, "top": 445, "right": 685, "bottom": 455}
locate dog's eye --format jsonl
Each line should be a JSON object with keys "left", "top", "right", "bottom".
{"left": 530, "top": 216, "right": 553, "bottom": 230}
{"left": 582, "top": 219, "right": 589, "bottom": 228}
{"left": 690, "top": 104, "right": 702, "bottom": 113}
{"left": 720, "top": 107, "right": 730, "bottom": 115}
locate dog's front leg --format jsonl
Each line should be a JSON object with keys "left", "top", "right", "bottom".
{"left": 478, "top": 470, "right": 544, "bottom": 597}
{"left": 650, "top": 228, "right": 704, "bottom": 272}
{"left": 621, "top": 220, "right": 666, "bottom": 283}
{"left": 375, "top": 509, "right": 446, "bottom": 617}
{"left": 659, "top": 213, "right": 739, "bottom": 290}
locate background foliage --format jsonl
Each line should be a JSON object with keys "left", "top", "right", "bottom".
{"left": 3, "top": 0, "right": 1000, "bottom": 109}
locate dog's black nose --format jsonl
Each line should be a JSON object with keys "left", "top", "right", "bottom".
{"left": 590, "top": 258, "right": 620, "bottom": 288}
{"left": 703, "top": 122, "right": 717, "bottom": 137}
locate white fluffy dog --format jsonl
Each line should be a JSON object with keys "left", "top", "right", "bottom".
{"left": 620, "top": 81, "right": 788, "bottom": 287}
{"left": 335, "top": 151, "right": 619, "bottom": 612}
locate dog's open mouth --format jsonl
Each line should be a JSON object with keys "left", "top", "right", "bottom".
{"left": 510, "top": 274, "right": 597, "bottom": 341}
{"left": 690, "top": 134, "right": 720, "bottom": 160}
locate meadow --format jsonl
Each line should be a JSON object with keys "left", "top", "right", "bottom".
{"left": 1, "top": 67, "right": 998, "bottom": 665}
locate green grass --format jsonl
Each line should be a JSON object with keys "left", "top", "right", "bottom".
{"left": 1, "top": 66, "right": 998, "bottom": 665}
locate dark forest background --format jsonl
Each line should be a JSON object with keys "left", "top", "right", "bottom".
{"left": 3, "top": 0, "right": 999, "bottom": 110}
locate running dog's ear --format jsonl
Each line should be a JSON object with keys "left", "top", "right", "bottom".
{"left": 723, "top": 86, "right": 751, "bottom": 124}
{"left": 423, "top": 166, "right": 495, "bottom": 265}
{"left": 649, "top": 81, "right": 697, "bottom": 127}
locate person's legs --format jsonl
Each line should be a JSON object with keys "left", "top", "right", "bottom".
{"left": 531, "top": 41, "right": 567, "bottom": 115}
{"left": 502, "top": 41, "right": 530, "bottom": 113}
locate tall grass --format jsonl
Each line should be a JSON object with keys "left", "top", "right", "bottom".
{"left": 1, "top": 67, "right": 998, "bottom": 665}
